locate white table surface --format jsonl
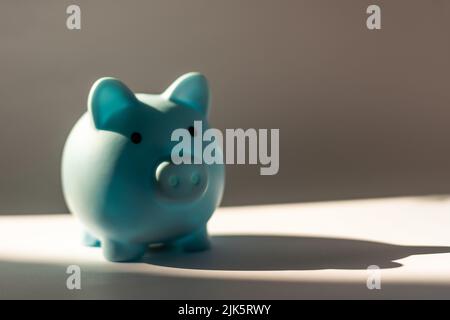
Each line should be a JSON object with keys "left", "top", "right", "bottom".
{"left": 1, "top": 195, "right": 450, "bottom": 299}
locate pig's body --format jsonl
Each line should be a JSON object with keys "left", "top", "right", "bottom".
{"left": 61, "top": 73, "right": 225, "bottom": 262}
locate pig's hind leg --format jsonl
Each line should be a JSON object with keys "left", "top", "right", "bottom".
{"left": 170, "top": 225, "right": 211, "bottom": 252}
{"left": 102, "top": 239, "right": 147, "bottom": 262}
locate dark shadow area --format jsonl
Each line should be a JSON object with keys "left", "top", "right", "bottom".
{"left": 143, "top": 235, "right": 450, "bottom": 271}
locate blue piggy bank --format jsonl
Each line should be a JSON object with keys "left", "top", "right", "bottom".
{"left": 61, "top": 73, "right": 225, "bottom": 262}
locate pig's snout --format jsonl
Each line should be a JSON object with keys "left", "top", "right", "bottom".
{"left": 155, "top": 160, "right": 208, "bottom": 200}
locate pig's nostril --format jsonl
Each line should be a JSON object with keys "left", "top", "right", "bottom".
{"left": 168, "top": 175, "right": 179, "bottom": 187}
{"left": 190, "top": 172, "right": 201, "bottom": 186}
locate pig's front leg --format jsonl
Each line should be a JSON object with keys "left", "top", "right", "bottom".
{"left": 102, "top": 239, "right": 148, "bottom": 262}
{"left": 82, "top": 230, "right": 101, "bottom": 247}
{"left": 171, "top": 225, "right": 211, "bottom": 252}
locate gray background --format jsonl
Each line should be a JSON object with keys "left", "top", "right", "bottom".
{"left": 1, "top": 0, "right": 450, "bottom": 214}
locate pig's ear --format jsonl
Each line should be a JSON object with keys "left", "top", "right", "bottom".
{"left": 88, "top": 77, "right": 137, "bottom": 130}
{"left": 163, "top": 72, "right": 210, "bottom": 116}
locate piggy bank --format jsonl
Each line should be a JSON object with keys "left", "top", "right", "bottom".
{"left": 61, "top": 73, "right": 225, "bottom": 262}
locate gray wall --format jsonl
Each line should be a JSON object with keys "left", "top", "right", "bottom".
{"left": 1, "top": 0, "right": 450, "bottom": 214}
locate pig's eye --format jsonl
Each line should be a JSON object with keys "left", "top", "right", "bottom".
{"left": 130, "top": 132, "right": 142, "bottom": 144}
{"left": 188, "top": 126, "right": 195, "bottom": 137}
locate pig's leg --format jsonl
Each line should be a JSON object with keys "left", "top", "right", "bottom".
{"left": 171, "top": 225, "right": 211, "bottom": 252}
{"left": 102, "top": 239, "right": 147, "bottom": 262}
{"left": 82, "top": 230, "right": 101, "bottom": 247}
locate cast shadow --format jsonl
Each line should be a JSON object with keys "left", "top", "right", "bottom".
{"left": 143, "top": 235, "right": 450, "bottom": 271}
